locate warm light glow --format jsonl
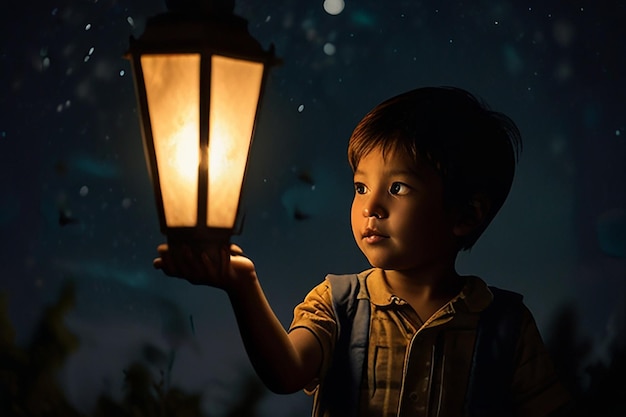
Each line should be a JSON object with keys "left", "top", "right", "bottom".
{"left": 207, "top": 55, "right": 264, "bottom": 228}
{"left": 171, "top": 121, "right": 199, "bottom": 185}
{"left": 141, "top": 54, "right": 200, "bottom": 227}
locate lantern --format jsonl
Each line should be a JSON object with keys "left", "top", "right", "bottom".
{"left": 126, "top": 0, "right": 278, "bottom": 249}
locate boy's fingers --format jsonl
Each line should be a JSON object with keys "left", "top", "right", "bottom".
{"left": 153, "top": 244, "right": 188, "bottom": 278}
{"left": 230, "top": 244, "right": 245, "bottom": 256}
{"left": 154, "top": 244, "right": 176, "bottom": 274}
{"left": 154, "top": 258, "right": 177, "bottom": 277}
{"left": 153, "top": 257, "right": 163, "bottom": 269}
{"left": 153, "top": 242, "right": 238, "bottom": 287}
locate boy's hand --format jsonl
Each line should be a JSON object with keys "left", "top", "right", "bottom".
{"left": 153, "top": 243, "right": 257, "bottom": 292}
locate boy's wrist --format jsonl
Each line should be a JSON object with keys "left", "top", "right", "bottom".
{"left": 224, "top": 269, "right": 260, "bottom": 298}
{"left": 225, "top": 278, "right": 273, "bottom": 318}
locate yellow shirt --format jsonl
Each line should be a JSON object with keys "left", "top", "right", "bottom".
{"left": 289, "top": 268, "right": 570, "bottom": 417}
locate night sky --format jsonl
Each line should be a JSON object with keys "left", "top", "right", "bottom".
{"left": 1, "top": 0, "right": 625, "bottom": 415}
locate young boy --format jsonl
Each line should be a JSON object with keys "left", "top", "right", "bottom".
{"left": 154, "top": 87, "right": 571, "bottom": 416}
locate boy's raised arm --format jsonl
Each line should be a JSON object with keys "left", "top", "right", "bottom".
{"left": 153, "top": 243, "right": 322, "bottom": 394}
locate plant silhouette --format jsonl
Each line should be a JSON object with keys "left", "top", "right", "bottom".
{"left": 546, "top": 303, "right": 626, "bottom": 416}
{"left": 1, "top": 282, "right": 624, "bottom": 416}
{"left": 0, "top": 282, "right": 266, "bottom": 417}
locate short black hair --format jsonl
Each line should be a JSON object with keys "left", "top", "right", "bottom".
{"left": 347, "top": 86, "right": 522, "bottom": 250}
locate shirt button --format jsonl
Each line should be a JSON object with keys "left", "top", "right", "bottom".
{"left": 409, "top": 392, "right": 419, "bottom": 402}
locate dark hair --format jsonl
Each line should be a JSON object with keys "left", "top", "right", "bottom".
{"left": 347, "top": 86, "right": 522, "bottom": 250}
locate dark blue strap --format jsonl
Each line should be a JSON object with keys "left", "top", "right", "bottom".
{"left": 319, "top": 273, "right": 370, "bottom": 417}
{"left": 465, "top": 286, "right": 525, "bottom": 417}
{"left": 323, "top": 277, "right": 524, "bottom": 416}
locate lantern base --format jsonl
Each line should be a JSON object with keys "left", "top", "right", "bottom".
{"left": 166, "top": 234, "right": 231, "bottom": 279}
{"left": 166, "top": 234, "right": 230, "bottom": 254}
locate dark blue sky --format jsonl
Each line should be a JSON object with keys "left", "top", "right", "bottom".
{"left": 1, "top": 0, "right": 625, "bottom": 415}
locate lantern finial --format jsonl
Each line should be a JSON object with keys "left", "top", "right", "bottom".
{"left": 164, "top": 0, "right": 235, "bottom": 15}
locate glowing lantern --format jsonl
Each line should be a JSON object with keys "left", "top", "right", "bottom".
{"left": 126, "top": 0, "right": 278, "bottom": 247}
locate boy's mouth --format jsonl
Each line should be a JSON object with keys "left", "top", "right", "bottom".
{"left": 362, "top": 228, "right": 388, "bottom": 243}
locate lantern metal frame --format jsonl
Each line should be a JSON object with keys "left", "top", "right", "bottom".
{"left": 126, "top": 2, "right": 278, "bottom": 248}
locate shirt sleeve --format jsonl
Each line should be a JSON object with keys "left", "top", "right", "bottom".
{"left": 512, "top": 306, "right": 572, "bottom": 417}
{"left": 288, "top": 279, "right": 338, "bottom": 393}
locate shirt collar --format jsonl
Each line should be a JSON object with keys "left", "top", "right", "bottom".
{"left": 365, "top": 268, "right": 399, "bottom": 307}
{"left": 363, "top": 268, "right": 493, "bottom": 313}
{"left": 457, "top": 274, "right": 493, "bottom": 312}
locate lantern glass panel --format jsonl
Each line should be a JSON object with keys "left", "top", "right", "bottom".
{"left": 207, "top": 55, "right": 264, "bottom": 228}
{"left": 141, "top": 54, "right": 201, "bottom": 228}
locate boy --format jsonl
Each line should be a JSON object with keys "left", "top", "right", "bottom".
{"left": 154, "top": 87, "right": 571, "bottom": 416}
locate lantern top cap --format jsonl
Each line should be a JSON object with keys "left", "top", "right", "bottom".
{"left": 165, "top": 0, "right": 234, "bottom": 15}
{"left": 127, "top": 0, "right": 279, "bottom": 65}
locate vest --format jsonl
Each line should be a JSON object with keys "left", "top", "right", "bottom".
{"left": 312, "top": 273, "right": 524, "bottom": 417}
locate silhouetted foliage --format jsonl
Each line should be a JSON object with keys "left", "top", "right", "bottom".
{"left": 1, "top": 284, "right": 81, "bottom": 417}
{"left": 546, "top": 303, "right": 626, "bottom": 416}
{"left": 545, "top": 305, "right": 592, "bottom": 397}
{"left": 3, "top": 281, "right": 624, "bottom": 416}
{"left": 223, "top": 372, "right": 266, "bottom": 417}
{"left": 577, "top": 339, "right": 626, "bottom": 417}
{"left": 93, "top": 361, "right": 205, "bottom": 417}
{"left": 0, "top": 282, "right": 266, "bottom": 417}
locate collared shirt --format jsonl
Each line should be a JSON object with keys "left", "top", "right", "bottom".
{"left": 289, "top": 268, "right": 570, "bottom": 417}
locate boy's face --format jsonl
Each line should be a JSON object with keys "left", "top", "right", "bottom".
{"left": 350, "top": 147, "right": 459, "bottom": 272}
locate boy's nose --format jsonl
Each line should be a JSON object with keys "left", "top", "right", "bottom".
{"left": 362, "top": 204, "right": 387, "bottom": 219}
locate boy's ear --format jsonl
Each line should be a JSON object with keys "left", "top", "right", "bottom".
{"left": 453, "top": 194, "right": 491, "bottom": 238}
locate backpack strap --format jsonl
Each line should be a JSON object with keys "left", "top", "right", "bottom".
{"left": 317, "top": 276, "right": 524, "bottom": 417}
{"left": 465, "top": 286, "right": 525, "bottom": 417}
{"left": 316, "top": 272, "right": 371, "bottom": 417}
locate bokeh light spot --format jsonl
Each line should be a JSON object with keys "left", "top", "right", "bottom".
{"left": 323, "top": 0, "right": 345, "bottom": 16}
{"left": 323, "top": 42, "right": 336, "bottom": 55}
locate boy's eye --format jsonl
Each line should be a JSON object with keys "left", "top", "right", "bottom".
{"left": 389, "top": 182, "right": 409, "bottom": 195}
{"left": 354, "top": 182, "right": 367, "bottom": 194}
